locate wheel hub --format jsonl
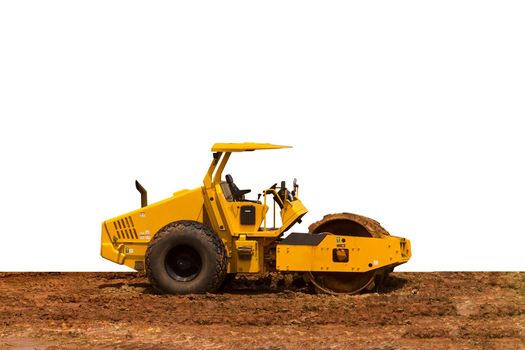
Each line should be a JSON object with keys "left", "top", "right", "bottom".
{"left": 165, "top": 245, "right": 202, "bottom": 282}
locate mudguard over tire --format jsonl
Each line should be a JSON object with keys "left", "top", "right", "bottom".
{"left": 146, "top": 220, "right": 227, "bottom": 294}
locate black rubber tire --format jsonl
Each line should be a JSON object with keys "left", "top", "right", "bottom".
{"left": 145, "top": 220, "right": 227, "bottom": 294}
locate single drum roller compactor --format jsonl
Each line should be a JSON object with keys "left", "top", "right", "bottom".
{"left": 101, "top": 143, "right": 411, "bottom": 294}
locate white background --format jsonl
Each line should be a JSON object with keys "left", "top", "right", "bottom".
{"left": 1, "top": 1, "right": 524, "bottom": 271}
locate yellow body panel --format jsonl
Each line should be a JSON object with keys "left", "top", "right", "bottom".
{"left": 222, "top": 201, "right": 268, "bottom": 234}
{"left": 276, "top": 235, "right": 411, "bottom": 272}
{"left": 101, "top": 188, "right": 204, "bottom": 270}
{"left": 234, "top": 236, "right": 261, "bottom": 273}
{"left": 280, "top": 200, "right": 308, "bottom": 233}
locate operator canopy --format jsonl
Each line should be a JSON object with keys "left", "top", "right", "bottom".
{"left": 211, "top": 143, "right": 292, "bottom": 203}
{"left": 211, "top": 143, "right": 291, "bottom": 152}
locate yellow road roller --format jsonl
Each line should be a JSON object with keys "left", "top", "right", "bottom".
{"left": 101, "top": 143, "right": 411, "bottom": 294}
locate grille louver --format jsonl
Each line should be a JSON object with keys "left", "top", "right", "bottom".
{"left": 113, "top": 216, "right": 138, "bottom": 240}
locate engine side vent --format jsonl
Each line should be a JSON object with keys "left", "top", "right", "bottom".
{"left": 112, "top": 216, "right": 138, "bottom": 240}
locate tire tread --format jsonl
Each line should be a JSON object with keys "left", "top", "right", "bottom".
{"left": 145, "top": 220, "right": 227, "bottom": 294}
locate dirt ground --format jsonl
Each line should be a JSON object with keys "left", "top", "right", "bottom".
{"left": 0, "top": 272, "right": 523, "bottom": 350}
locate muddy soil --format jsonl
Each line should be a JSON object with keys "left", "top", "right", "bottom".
{"left": 0, "top": 272, "right": 523, "bottom": 349}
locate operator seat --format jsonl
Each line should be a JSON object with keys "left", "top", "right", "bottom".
{"left": 225, "top": 174, "right": 251, "bottom": 201}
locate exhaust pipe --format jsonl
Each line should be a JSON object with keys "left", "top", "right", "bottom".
{"left": 135, "top": 180, "right": 147, "bottom": 208}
